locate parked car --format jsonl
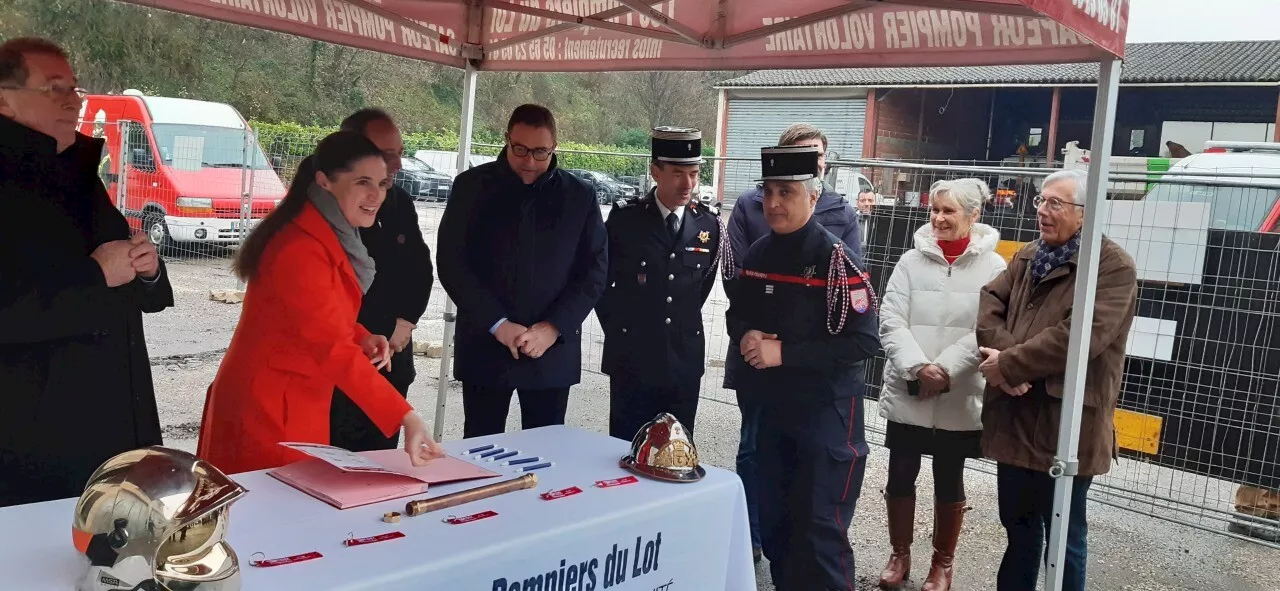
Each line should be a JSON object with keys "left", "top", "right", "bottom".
{"left": 78, "top": 90, "right": 286, "bottom": 253}
{"left": 566, "top": 169, "right": 639, "bottom": 204}
{"left": 396, "top": 155, "right": 453, "bottom": 202}
{"left": 412, "top": 149, "right": 497, "bottom": 178}
{"left": 696, "top": 186, "right": 717, "bottom": 209}
{"left": 617, "top": 175, "right": 647, "bottom": 193}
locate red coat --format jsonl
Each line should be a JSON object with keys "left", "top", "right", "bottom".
{"left": 197, "top": 202, "right": 413, "bottom": 474}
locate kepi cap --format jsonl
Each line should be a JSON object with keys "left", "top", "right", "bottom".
{"left": 758, "top": 144, "right": 820, "bottom": 181}
{"left": 651, "top": 126, "right": 702, "bottom": 165}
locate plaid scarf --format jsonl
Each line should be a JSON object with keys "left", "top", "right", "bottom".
{"left": 1030, "top": 232, "right": 1081, "bottom": 284}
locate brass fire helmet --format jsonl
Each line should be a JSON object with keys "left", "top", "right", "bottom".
{"left": 71, "top": 446, "right": 248, "bottom": 591}
{"left": 619, "top": 413, "right": 706, "bottom": 483}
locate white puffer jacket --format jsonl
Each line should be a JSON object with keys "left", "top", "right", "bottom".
{"left": 878, "top": 222, "right": 1007, "bottom": 432}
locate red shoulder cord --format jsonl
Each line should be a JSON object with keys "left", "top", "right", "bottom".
{"left": 711, "top": 213, "right": 736, "bottom": 280}
{"left": 826, "top": 244, "right": 879, "bottom": 335}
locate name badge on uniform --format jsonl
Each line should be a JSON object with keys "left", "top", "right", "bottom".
{"left": 637, "top": 273, "right": 647, "bottom": 286}
{"left": 851, "top": 288, "right": 870, "bottom": 313}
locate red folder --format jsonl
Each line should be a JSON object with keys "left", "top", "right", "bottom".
{"left": 267, "top": 445, "right": 501, "bottom": 510}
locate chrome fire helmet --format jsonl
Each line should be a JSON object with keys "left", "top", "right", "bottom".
{"left": 619, "top": 413, "right": 706, "bottom": 483}
{"left": 72, "top": 446, "right": 248, "bottom": 591}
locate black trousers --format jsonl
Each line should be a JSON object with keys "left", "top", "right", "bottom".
{"left": 607, "top": 374, "right": 701, "bottom": 442}
{"left": 462, "top": 383, "right": 571, "bottom": 438}
{"left": 330, "top": 346, "right": 415, "bottom": 452}
{"left": 756, "top": 397, "right": 868, "bottom": 591}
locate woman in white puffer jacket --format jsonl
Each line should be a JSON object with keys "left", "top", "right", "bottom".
{"left": 875, "top": 178, "right": 1007, "bottom": 591}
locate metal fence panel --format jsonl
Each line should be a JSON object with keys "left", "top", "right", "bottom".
{"left": 125, "top": 128, "right": 1278, "bottom": 548}
{"left": 836, "top": 158, "right": 1280, "bottom": 549}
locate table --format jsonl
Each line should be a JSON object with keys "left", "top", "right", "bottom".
{"left": 3, "top": 425, "right": 757, "bottom": 590}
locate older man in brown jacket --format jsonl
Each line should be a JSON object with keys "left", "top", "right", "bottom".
{"left": 975, "top": 169, "right": 1138, "bottom": 591}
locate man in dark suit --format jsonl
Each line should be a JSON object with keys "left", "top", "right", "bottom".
{"left": 1, "top": 38, "right": 174, "bottom": 506}
{"left": 438, "top": 104, "right": 608, "bottom": 438}
{"left": 329, "top": 108, "right": 434, "bottom": 451}
{"left": 595, "top": 126, "right": 728, "bottom": 442}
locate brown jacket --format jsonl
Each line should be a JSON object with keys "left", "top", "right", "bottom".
{"left": 976, "top": 236, "right": 1138, "bottom": 476}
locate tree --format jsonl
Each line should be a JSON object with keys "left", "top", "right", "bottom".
{"left": 0, "top": 0, "right": 732, "bottom": 147}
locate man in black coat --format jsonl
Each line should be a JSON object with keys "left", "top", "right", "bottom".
{"left": 438, "top": 104, "right": 607, "bottom": 438}
{"left": 329, "top": 108, "right": 434, "bottom": 451}
{"left": 595, "top": 126, "right": 728, "bottom": 442}
{"left": 725, "top": 144, "right": 881, "bottom": 589}
{"left": 1, "top": 38, "right": 174, "bottom": 507}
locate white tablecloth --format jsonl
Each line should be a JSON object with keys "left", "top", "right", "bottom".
{"left": 3, "top": 425, "right": 757, "bottom": 590}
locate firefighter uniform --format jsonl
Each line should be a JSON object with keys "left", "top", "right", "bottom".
{"left": 725, "top": 145, "right": 882, "bottom": 590}
{"left": 596, "top": 127, "right": 730, "bottom": 442}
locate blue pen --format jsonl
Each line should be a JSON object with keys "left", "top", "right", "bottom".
{"left": 488, "top": 450, "right": 518, "bottom": 462}
{"left": 478, "top": 447, "right": 506, "bottom": 459}
{"left": 517, "top": 462, "right": 554, "bottom": 473}
{"left": 466, "top": 444, "right": 494, "bottom": 454}
{"left": 505, "top": 457, "right": 542, "bottom": 466}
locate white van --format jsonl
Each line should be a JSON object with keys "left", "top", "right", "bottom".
{"left": 1143, "top": 141, "right": 1280, "bottom": 233}
{"left": 412, "top": 149, "right": 497, "bottom": 178}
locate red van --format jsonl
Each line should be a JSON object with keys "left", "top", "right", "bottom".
{"left": 78, "top": 91, "right": 286, "bottom": 252}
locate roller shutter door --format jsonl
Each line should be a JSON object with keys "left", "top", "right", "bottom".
{"left": 723, "top": 97, "right": 865, "bottom": 202}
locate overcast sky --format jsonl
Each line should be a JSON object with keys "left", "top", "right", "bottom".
{"left": 1127, "top": 0, "right": 1280, "bottom": 43}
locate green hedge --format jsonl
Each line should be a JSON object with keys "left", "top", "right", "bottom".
{"left": 251, "top": 121, "right": 713, "bottom": 184}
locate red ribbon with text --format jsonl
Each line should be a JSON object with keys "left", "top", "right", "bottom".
{"left": 594, "top": 476, "right": 639, "bottom": 488}
{"left": 249, "top": 551, "right": 323, "bottom": 568}
{"left": 445, "top": 510, "right": 498, "bottom": 525}
{"left": 541, "top": 486, "right": 583, "bottom": 500}
{"left": 343, "top": 531, "right": 405, "bottom": 547}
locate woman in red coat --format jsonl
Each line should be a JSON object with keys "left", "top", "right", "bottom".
{"left": 197, "top": 131, "right": 444, "bottom": 474}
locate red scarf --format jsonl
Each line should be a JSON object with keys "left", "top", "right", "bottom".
{"left": 938, "top": 236, "right": 970, "bottom": 264}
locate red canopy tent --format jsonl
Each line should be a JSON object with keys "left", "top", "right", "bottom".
{"left": 110, "top": 2, "right": 1129, "bottom": 588}
{"left": 121, "top": 0, "right": 1126, "bottom": 69}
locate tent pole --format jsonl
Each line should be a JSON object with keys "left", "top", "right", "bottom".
{"left": 434, "top": 61, "right": 479, "bottom": 442}
{"left": 1043, "top": 58, "right": 1121, "bottom": 591}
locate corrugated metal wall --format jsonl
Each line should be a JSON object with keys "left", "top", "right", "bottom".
{"left": 723, "top": 97, "right": 865, "bottom": 201}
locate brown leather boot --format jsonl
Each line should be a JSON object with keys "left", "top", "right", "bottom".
{"left": 921, "top": 501, "right": 967, "bottom": 591}
{"left": 878, "top": 495, "right": 915, "bottom": 589}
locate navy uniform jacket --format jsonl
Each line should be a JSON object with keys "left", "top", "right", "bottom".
{"left": 596, "top": 193, "right": 720, "bottom": 386}
{"left": 725, "top": 217, "right": 882, "bottom": 431}
{"left": 437, "top": 150, "right": 608, "bottom": 389}
{"left": 723, "top": 183, "right": 862, "bottom": 390}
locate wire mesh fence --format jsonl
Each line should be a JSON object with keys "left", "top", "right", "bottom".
{"left": 99, "top": 120, "right": 1279, "bottom": 548}
{"left": 828, "top": 156, "right": 1280, "bottom": 550}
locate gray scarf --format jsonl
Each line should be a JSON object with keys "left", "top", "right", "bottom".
{"left": 307, "top": 183, "right": 375, "bottom": 292}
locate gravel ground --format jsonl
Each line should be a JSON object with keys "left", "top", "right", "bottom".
{"left": 141, "top": 203, "right": 1279, "bottom": 591}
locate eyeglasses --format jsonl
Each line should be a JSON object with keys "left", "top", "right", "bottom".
{"left": 0, "top": 83, "right": 86, "bottom": 101}
{"left": 509, "top": 142, "right": 554, "bottom": 161}
{"left": 1033, "top": 194, "right": 1084, "bottom": 212}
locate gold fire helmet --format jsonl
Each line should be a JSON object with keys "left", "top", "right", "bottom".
{"left": 619, "top": 413, "right": 706, "bottom": 483}
{"left": 71, "top": 446, "right": 248, "bottom": 591}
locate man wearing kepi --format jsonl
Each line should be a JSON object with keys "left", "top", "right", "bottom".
{"left": 976, "top": 169, "right": 1138, "bottom": 591}
{"left": 723, "top": 123, "right": 863, "bottom": 561}
{"left": 725, "top": 144, "right": 882, "bottom": 589}
{"left": 596, "top": 126, "right": 731, "bottom": 441}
